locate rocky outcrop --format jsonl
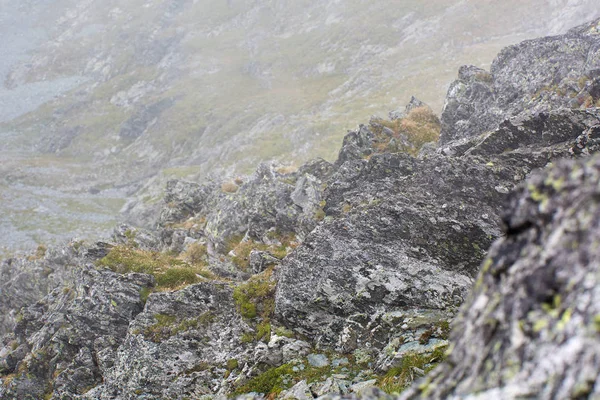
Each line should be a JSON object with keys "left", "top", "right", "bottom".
{"left": 0, "top": 266, "right": 153, "bottom": 398}
{"left": 401, "top": 154, "right": 600, "bottom": 400}
{"left": 2, "top": 17, "right": 600, "bottom": 400}
{"left": 440, "top": 18, "right": 600, "bottom": 144}
{"left": 274, "top": 108, "right": 600, "bottom": 356}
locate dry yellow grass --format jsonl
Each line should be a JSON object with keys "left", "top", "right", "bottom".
{"left": 221, "top": 181, "right": 239, "bottom": 193}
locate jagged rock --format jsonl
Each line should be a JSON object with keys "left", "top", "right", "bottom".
{"left": 389, "top": 96, "right": 426, "bottom": 121}
{"left": 249, "top": 250, "right": 281, "bottom": 274}
{"left": 87, "top": 281, "right": 254, "bottom": 399}
{"left": 158, "top": 179, "right": 216, "bottom": 226}
{"left": 275, "top": 148, "right": 527, "bottom": 350}
{"left": 281, "top": 380, "right": 313, "bottom": 400}
{"left": 401, "top": 154, "right": 600, "bottom": 399}
{"left": 0, "top": 267, "right": 152, "bottom": 398}
{"left": 0, "top": 243, "right": 86, "bottom": 336}
{"left": 4, "top": 18, "right": 600, "bottom": 400}
{"left": 112, "top": 224, "right": 160, "bottom": 250}
{"left": 440, "top": 18, "right": 600, "bottom": 144}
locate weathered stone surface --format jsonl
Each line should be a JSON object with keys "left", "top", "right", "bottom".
{"left": 440, "top": 18, "right": 600, "bottom": 144}
{"left": 401, "top": 154, "right": 600, "bottom": 399}
{"left": 3, "top": 18, "right": 600, "bottom": 400}
{"left": 0, "top": 267, "right": 152, "bottom": 399}
{"left": 87, "top": 281, "right": 255, "bottom": 399}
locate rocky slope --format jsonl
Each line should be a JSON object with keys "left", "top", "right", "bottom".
{"left": 2, "top": 16, "right": 600, "bottom": 400}
{"left": 2, "top": 0, "right": 600, "bottom": 254}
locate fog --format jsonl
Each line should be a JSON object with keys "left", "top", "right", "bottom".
{"left": 1, "top": 0, "right": 599, "bottom": 253}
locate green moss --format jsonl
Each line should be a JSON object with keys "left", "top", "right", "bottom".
{"left": 144, "top": 312, "right": 215, "bottom": 342}
{"left": 227, "top": 359, "right": 239, "bottom": 371}
{"left": 241, "top": 332, "right": 255, "bottom": 343}
{"left": 594, "top": 315, "right": 600, "bottom": 332}
{"left": 256, "top": 321, "right": 272, "bottom": 342}
{"left": 274, "top": 327, "right": 295, "bottom": 338}
{"left": 233, "top": 363, "right": 294, "bottom": 396}
{"left": 155, "top": 267, "right": 200, "bottom": 288}
{"left": 377, "top": 346, "right": 448, "bottom": 394}
{"left": 97, "top": 245, "right": 213, "bottom": 290}
{"left": 139, "top": 287, "right": 152, "bottom": 304}
{"left": 233, "top": 274, "right": 276, "bottom": 321}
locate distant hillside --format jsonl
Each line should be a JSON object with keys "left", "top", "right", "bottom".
{"left": 1, "top": 0, "right": 599, "bottom": 252}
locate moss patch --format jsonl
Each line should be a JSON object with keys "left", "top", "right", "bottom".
{"left": 377, "top": 346, "right": 448, "bottom": 394}
{"left": 97, "top": 245, "right": 214, "bottom": 290}
{"left": 143, "top": 312, "right": 216, "bottom": 342}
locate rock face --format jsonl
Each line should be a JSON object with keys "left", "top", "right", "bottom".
{"left": 440, "top": 18, "right": 600, "bottom": 144}
{"left": 401, "top": 154, "right": 600, "bottom": 400}
{"left": 0, "top": 266, "right": 153, "bottom": 399}
{"left": 2, "top": 17, "right": 600, "bottom": 400}
{"left": 275, "top": 107, "right": 600, "bottom": 354}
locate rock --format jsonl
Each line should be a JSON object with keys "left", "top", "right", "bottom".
{"left": 440, "top": 18, "right": 600, "bottom": 144}
{"left": 307, "top": 354, "right": 330, "bottom": 368}
{"left": 0, "top": 267, "right": 153, "bottom": 398}
{"left": 389, "top": 96, "right": 426, "bottom": 121}
{"left": 249, "top": 250, "right": 281, "bottom": 274}
{"left": 89, "top": 281, "right": 253, "bottom": 398}
{"left": 401, "top": 154, "right": 600, "bottom": 399}
{"left": 350, "top": 379, "right": 378, "bottom": 395}
{"left": 281, "top": 339, "right": 312, "bottom": 363}
{"left": 281, "top": 380, "right": 313, "bottom": 400}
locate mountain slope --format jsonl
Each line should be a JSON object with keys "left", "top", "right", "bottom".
{"left": 2, "top": 18, "right": 600, "bottom": 399}
{"left": 2, "top": 0, "right": 600, "bottom": 253}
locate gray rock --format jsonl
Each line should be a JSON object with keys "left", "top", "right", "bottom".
{"left": 440, "top": 18, "right": 600, "bottom": 144}
{"left": 0, "top": 267, "right": 153, "bottom": 398}
{"left": 281, "top": 380, "right": 313, "bottom": 400}
{"left": 307, "top": 354, "right": 330, "bottom": 368}
{"left": 401, "top": 154, "right": 600, "bottom": 399}
{"left": 249, "top": 250, "right": 281, "bottom": 274}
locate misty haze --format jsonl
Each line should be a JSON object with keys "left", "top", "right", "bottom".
{"left": 2, "top": 1, "right": 600, "bottom": 399}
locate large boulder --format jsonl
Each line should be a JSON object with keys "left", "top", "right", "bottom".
{"left": 401, "top": 154, "right": 600, "bottom": 399}
{"left": 440, "top": 18, "right": 600, "bottom": 144}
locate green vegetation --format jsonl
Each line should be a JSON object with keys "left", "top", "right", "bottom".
{"left": 233, "top": 272, "right": 276, "bottom": 320}
{"left": 233, "top": 270, "right": 277, "bottom": 342}
{"left": 232, "top": 352, "right": 372, "bottom": 397}
{"left": 233, "top": 363, "right": 295, "bottom": 396}
{"left": 377, "top": 346, "right": 448, "bottom": 394}
{"left": 143, "top": 312, "right": 215, "bottom": 342}
{"left": 371, "top": 106, "right": 441, "bottom": 157}
{"left": 274, "top": 326, "right": 295, "bottom": 338}
{"left": 226, "top": 232, "right": 298, "bottom": 271}
{"left": 97, "top": 245, "right": 215, "bottom": 290}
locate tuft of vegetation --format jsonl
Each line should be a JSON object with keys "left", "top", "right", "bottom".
{"left": 232, "top": 352, "right": 369, "bottom": 397}
{"left": 143, "top": 312, "right": 216, "bottom": 342}
{"left": 139, "top": 287, "right": 152, "bottom": 304}
{"left": 97, "top": 245, "right": 214, "bottom": 291}
{"left": 274, "top": 326, "right": 295, "bottom": 338}
{"left": 233, "top": 272, "right": 276, "bottom": 320}
{"left": 377, "top": 346, "right": 448, "bottom": 394}
{"left": 27, "top": 245, "right": 47, "bottom": 261}
{"left": 474, "top": 71, "right": 493, "bottom": 83}
{"left": 226, "top": 232, "right": 298, "bottom": 271}
{"left": 221, "top": 181, "right": 239, "bottom": 193}
{"left": 233, "top": 270, "right": 277, "bottom": 342}
{"left": 166, "top": 216, "right": 207, "bottom": 231}
{"left": 275, "top": 165, "right": 298, "bottom": 175}
{"left": 182, "top": 242, "right": 208, "bottom": 264}
{"left": 371, "top": 106, "right": 441, "bottom": 156}
{"left": 227, "top": 359, "right": 239, "bottom": 371}
{"left": 233, "top": 363, "right": 294, "bottom": 396}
